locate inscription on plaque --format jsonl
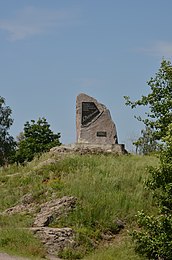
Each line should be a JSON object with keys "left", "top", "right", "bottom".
{"left": 97, "top": 131, "right": 107, "bottom": 137}
{"left": 82, "top": 102, "right": 100, "bottom": 125}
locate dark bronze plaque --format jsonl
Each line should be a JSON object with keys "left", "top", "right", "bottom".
{"left": 82, "top": 102, "right": 100, "bottom": 125}
{"left": 97, "top": 131, "right": 107, "bottom": 137}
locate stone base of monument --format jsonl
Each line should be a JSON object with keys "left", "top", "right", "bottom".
{"left": 50, "top": 143, "right": 127, "bottom": 155}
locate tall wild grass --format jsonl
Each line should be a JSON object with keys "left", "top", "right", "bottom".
{"left": 0, "top": 152, "right": 158, "bottom": 259}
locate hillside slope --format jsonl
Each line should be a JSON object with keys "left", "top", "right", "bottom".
{"left": 0, "top": 151, "right": 159, "bottom": 259}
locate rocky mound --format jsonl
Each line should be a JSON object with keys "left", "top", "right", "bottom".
{"left": 50, "top": 143, "right": 127, "bottom": 155}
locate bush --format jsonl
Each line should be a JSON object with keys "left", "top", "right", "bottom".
{"left": 15, "top": 117, "right": 61, "bottom": 163}
{"left": 131, "top": 124, "right": 172, "bottom": 259}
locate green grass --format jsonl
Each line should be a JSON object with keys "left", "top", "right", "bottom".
{"left": 56, "top": 154, "right": 157, "bottom": 224}
{"left": 84, "top": 234, "right": 146, "bottom": 260}
{"left": 0, "top": 228, "right": 46, "bottom": 259}
{"left": 0, "top": 152, "right": 159, "bottom": 259}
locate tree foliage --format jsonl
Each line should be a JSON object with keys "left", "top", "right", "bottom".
{"left": 0, "top": 96, "right": 16, "bottom": 166}
{"left": 127, "top": 60, "right": 172, "bottom": 258}
{"left": 134, "top": 127, "right": 160, "bottom": 155}
{"left": 124, "top": 59, "right": 172, "bottom": 142}
{"left": 131, "top": 124, "right": 172, "bottom": 259}
{"left": 15, "top": 117, "right": 61, "bottom": 163}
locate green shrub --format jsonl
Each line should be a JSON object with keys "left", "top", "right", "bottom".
{"left": 15, "top": 117, "right": 61, "bottom": 163}
{"left": 131, "top": 124, "right": 172, "bottom": 259}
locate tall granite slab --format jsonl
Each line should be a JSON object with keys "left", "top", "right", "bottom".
{"left": 76, "top": 93, "right": 118, "bottom": 145}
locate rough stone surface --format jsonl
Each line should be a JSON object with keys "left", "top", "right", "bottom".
{"left": 30, "top": 227, "right": 75, "bottom": 254}
{"left": 76, "top": 93, "right": 118, "bottom": 145}
{"left": 31, "top": 196, "right": 76, "bottom": 256}
{"left": 50, "top": 143, "right": 127, "bottom": 155}
{"left": 33, "top": 196, "right": 77, "bottom": 227}
{"left": 2, "top": 196, "right": 77, "bottom": 257}
{"left": 3, "top": 194, "right": 36, "bottom": 215}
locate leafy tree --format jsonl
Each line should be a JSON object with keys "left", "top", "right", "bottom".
{"left": 131, "top": 123, "right": 172, "bottom": 259}
{"left": 16, "top": 131, "right": 25, "bottom": 142}
{"left": 126, "top": 59, "right": 172, "bottom": 257}
{"left": 134, "top": 127, "right": 160, "bottom": 155}
{"left": 124, "top": 59, "right": 172, "bottom": 142}
{"left": 0, "top": 96, "right": 16, "bottom": 166}
{"left": 15, "top": 117, "right": 61, "bottom": 163}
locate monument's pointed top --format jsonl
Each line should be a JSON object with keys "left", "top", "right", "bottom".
{"left": 77, "top": 93, "right": 93, "bottom": 98}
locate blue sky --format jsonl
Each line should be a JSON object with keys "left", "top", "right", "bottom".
{"left": 1, "top": 0, "right": 172, "bottom": 151}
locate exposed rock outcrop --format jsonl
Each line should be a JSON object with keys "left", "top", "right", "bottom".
{"left": 33, "top": 196, "right": 77, "bottom": 227}
{"left": 31, "top": 196, "right": 77, "bottom": 256}
{"left": 51, "top": 143, "right": 127, "bottom": 155}
{"left": 2, "top": 195, "right": 77, "bottom": 257}
{"left": 30, "top": 227, "right": 75, "bottom": 254}
{"left": 3, "top": 193, "right": 36, "bottom": 215}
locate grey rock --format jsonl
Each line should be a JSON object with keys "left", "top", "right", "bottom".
{"left": 33, "top": 196, "right": 77, "bottom": 227}
{"left": 20, "top": 193, "right": 34, "bottom": 204}
{"left": 30, "top": 227, "right": 75, "bottom": 254}
{"left": 50, "top": 143, "right": 127, "bottom": 155}
{"left": 51, "top": 93, "right": 127, "bottom": 155}
{"left": 116, "top": 219, "right": 125, "bottom": 229}
{"left": 3, "top": 201, "right": 36, "bottom": 215}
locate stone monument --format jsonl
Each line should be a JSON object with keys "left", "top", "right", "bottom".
{"left": 50, "top": 93, "right": 126, "bottom": 155}
{"left": 76, "top": 93, "right": 118, "bottom": 145}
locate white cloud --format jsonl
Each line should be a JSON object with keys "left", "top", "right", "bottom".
{"left": 138, "top": 41, "right": 172, "bottom": 58}
{"left": 155, "top": 41, "right": 172, "bottom": 57}
{"left": 0, "top": 6, "right": 79, "bottom": 41}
